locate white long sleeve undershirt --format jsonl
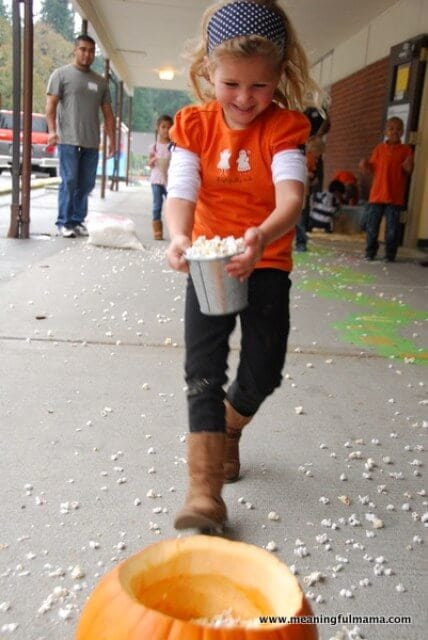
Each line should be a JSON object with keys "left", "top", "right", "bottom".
{"left": 167, "top": 147, "right": 307, "bottom": 202}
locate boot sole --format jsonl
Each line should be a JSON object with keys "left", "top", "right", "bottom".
{"left": 174, "top": 512, "right": 225, "bottom": 533}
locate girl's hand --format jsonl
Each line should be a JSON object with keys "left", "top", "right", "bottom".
{"left": 225, "top": 227, "right": 265, "bottom": 281}
{"left": 166, "top": 234, "right": 191, "bottom": 273}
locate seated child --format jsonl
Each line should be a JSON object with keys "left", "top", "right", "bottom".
{"left": 308, "top": 180, "right": 345, "bottom": 233}
{"left": 332, "top": 170, "right": 359, "bottom": 205}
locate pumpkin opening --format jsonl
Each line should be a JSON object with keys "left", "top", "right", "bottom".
{"left": 119, "top": 536, "right": 305, "bottom": 624}
{"left": 133, "top": 573, "right": 270, "bottom": 621}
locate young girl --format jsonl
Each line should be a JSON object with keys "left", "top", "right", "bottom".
{"left": 148, "top": 114, "right": 173, "bottom": 240}
{"left": 165, "top": 0, "right": 318, "bottom": 531}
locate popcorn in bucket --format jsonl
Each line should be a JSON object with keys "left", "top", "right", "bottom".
{"left": 186, "top": 236, "right": 248, "bottom": 316}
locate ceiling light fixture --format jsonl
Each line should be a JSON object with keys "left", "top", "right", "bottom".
{"left": 158, "top": 68, "right": 175, "bottom": 81}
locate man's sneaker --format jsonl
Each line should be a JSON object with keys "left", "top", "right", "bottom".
{"left": 74, "top": 224, "right": 89, "bottom": 237}
{"left": 61, "top": 226, "right": 77, "bottom": 238}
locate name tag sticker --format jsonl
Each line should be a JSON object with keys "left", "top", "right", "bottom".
{"left": 88, "top": 82, "right": 98, "bottom": 92}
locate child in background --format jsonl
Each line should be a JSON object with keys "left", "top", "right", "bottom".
{"left": 359, "top": 116, "right": 413, "bottom": 262}
{"left": 332, "top": 170, "right": 359, "bottom": 205}
{"left": 295, "top": 136, "right": 324, "bottom": 251}
{"left": 308, "top": 179, "right": 345, "bottom": 233}
{"left": 148, "top": 114, "right": 173, "bottom": 240}
{"left": 165, "top": 0, "right": 316, "bottom": 531}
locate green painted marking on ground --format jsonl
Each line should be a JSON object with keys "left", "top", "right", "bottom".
{"left": 294, "top": 248, "right": 428, "bottom": 365}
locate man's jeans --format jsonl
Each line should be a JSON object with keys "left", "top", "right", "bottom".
{"left": 57, "top": 144, "right": 99, "bottom": 228}
{"left": 151, "top": 184, "right": 167, "bottom": 221}
{"left": 365, "top": 203, "right": 401, "bottom": 260}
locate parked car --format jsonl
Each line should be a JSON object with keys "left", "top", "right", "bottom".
{"left": 0, "top": 110, "right": 58, "bottom": 177}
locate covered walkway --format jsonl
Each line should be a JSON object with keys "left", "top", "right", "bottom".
{"left": 0, "top": 183, "right": 427, "bottom": 639}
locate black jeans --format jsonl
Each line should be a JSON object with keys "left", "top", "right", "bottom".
{"left": 185, "top": 269, "right": 291, "bottom": 432}
{"left": 308, "top": 217, "right": 333, "bottom": 233}
{"left": 295, "top": 219, "right": 307, "bottom": 248}
{"left": 365, "top": 203, "right": 401, "bottom": 260}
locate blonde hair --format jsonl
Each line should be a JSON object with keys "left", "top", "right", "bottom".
{"left": 186, "top": 0, "right": 320, "bottom": 110}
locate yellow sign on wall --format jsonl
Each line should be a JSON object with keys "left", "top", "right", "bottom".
{"left": 394, "top": 63, "right": 410, "bottom": 100}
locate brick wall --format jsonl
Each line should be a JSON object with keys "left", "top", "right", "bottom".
{"left": 324, "top": 57, "right": 390, "bottom": 200}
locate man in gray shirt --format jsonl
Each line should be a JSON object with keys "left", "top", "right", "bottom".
{"left": 46, "top": 34, "right": 116, "bottom": 237}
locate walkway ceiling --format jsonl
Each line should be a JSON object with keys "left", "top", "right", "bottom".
{"left": 71, "top": 0, "right": 399, "bottom": 94}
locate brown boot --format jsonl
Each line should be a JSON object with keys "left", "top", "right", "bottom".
{"left": 152, "top": 220, "right": 163, "bottom": 240}
{"left": 174, "top": 432, "right": 227, "bottom": 531}
{"left": 224, "top": 400, "right": 252, "bottom": 483}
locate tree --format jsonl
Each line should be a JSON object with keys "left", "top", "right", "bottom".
{"left": 0, "top": 1, "right": 191, "bottom": 130}
{"left": 0, "top": 0, "right": 9, "bottom": 20}
{"left": 33, "top": 22, "right": 73, "bottom": 111}
{"left": 40, "top": 0, "right": 75, "bottom": 42}
{"left": 0, "top": 15, "right": 12, "bottom": 108}
{"left": 132, "top": 87, "right": 192, "bottom": 132}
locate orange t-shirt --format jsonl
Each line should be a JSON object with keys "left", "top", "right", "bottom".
{"left": 368, "top": 142, "right": 413, "bottom": 206}
{"left": 170, "top": 101, "right": 310, "bottom": 272}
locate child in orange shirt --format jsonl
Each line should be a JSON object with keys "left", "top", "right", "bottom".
{"left": 165, "top": 0, "right": 316, "bottom": 532}
{"left": 359, "top": 117, "right": 413, "bottom": 262}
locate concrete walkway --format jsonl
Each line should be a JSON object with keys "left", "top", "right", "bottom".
{"left": 0, "top": 182, "right": 427, "bottom": 640}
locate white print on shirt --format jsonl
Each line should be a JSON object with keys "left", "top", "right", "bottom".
{"left": 87, "top": 82, "right": 98, "bottom": 92}
{"left": 217, "top": 149, "right": 232, "bottom": 172}
{"left": 237, "top": 150, "right": 251, "bottom": 172}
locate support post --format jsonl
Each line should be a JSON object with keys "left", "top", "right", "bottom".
{"left": 7, "top": 0, "right": 22, "bottom": 238}
{"left": 111, "top": 81, "right": 123, "bottom": 192}
{"left": 126, "top": 95, "right": 133, "bottom": 186}
{"left": 100, "top": 58, "right": 110, "bottom": 199}
{"left": 8, "top": 0, "right": 34, "bottom": 239}
{"left": 20, "top": 0, "right": 34, "bottom": 239}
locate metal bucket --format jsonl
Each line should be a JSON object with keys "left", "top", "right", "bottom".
{"left": 187, "top": 255, "right": 248, "bottom": 316}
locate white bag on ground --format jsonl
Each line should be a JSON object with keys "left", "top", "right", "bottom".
{"left": 86, "top": 214, "right": 143, "bottom": 250}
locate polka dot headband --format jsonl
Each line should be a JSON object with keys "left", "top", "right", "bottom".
{"left": 207, "top": 1, "right": 286, "bottom": 54}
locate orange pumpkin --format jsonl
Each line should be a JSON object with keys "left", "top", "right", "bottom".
{"left": 76, "top": 535, "right": 318, "bottom": 639}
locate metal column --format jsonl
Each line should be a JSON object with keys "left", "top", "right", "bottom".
{"left": 100, "top": 58, "right": 110, "bottom": 199}
{"left": 126, "top": 95, "right": 133, "bottom": 186}
{"left": 110, "top": 81, "right": 123, "bottom": 192}
{"left": 7, "top": 0, "right": 33, "bottom": 239}
{"left": 7, "top": 0, "right": 22, "bottom": 238}
{"left": 20, "top": 0, "right": 34, "bottom": 238}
